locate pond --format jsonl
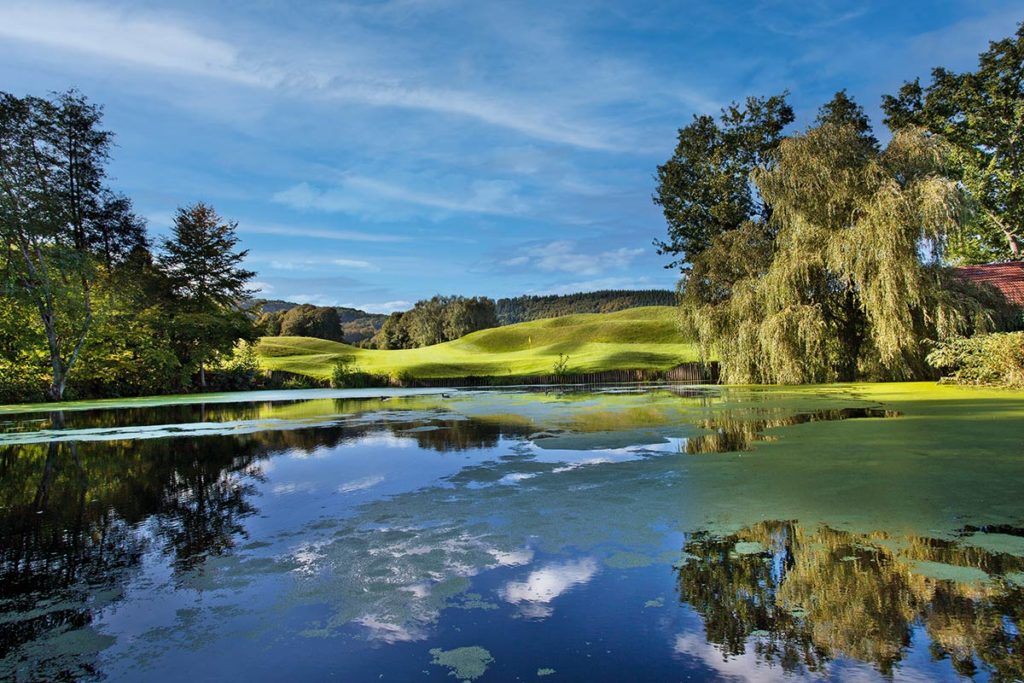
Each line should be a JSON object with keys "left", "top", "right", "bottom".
{"left": 1, "top": 383, "right": 1023, "bottom": 681}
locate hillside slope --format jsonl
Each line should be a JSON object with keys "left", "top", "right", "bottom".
{"left": 258, "top": 306, "right": 697, "bottom": 380}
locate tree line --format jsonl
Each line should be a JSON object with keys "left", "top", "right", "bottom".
{"left": 653, "top": 22, "right": 1024, "bottom": 384}
{"left": 256, "top": 290, "right": 679, "bottom": 346}
{"left": 1, "top": 91, "right": 258, "bottom": 402}
{"left": 495, "top": 289, "right": 676, "bottom": 325}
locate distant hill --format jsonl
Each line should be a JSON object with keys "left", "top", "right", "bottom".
{"left": 252, "top": 289, "right": 677, "bottom": 344}
{"left": 495, "top": 289, "right": 677, "bottom": 325}
{"left": 258, "top": 306, "right": 696, "bottom": 380}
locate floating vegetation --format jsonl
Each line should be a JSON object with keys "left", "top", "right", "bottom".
{"left": 429, "top": 646, "right": 494, "bottom": 681}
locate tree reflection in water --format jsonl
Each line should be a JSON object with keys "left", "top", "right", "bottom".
{"left": 676, "top": 521, "right": 1024, "bottom": 679}
{"left": 0, "top": 403, "right": 535, "bottom": 679}
{"left": 685, "top": 407, "right": 899, "bottom": 453}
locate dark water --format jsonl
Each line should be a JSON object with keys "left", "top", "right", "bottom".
{"left": 1, "top": 385, "right": 1022, "bottom": 681}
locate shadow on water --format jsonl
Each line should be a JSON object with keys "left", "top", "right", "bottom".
{"left": 685, "top": 407, "right": 900, "bottom": 454}
{"left": 677, "top": 521, "right": 1024, "bottom": 679}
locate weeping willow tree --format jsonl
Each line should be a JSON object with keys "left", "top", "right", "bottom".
{"left": 680, "top": 95, "right": 1013, "bottom": 383}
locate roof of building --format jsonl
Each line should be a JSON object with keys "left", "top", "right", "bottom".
{"left": 955, "top": 261, "right": 1024, "bottom": 307}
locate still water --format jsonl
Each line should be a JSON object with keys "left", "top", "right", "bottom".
{"left": 1, "top": 384, "right": 1022, "bottom": 681}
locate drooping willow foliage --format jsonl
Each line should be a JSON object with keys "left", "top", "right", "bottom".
{"left": 680, "top": 123, "right": 1015, "bottom": 383}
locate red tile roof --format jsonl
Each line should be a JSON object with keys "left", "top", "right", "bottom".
{"left": 955, "top": 261, "right": 1024, "bottom": 307}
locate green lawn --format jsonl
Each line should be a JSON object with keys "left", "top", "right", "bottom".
{"left": 257, "top": 306, "right": 699, "bottom": 380}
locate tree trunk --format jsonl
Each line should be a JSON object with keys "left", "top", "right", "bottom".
{"left": 199, "top": 364, "right": 206, "bottom": 388}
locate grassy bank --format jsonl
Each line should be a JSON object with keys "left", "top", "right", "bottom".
{"left": 257, "top": 306, "right": 699, "bottom": 381}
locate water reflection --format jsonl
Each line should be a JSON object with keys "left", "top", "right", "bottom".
{"left": 1, "top": 387, "right": 1021, "bottom": 681}
{"left": 685, "top": 407, "right": 900, "bottom": 454}
{"left": 676, "top": 521, "right": 1024, "bottom": 679}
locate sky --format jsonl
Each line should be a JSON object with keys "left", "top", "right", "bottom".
{"left": 1, "top": 0, "right": 1020, "bottom": 312}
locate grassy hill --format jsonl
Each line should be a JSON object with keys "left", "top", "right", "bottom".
{"left": 257, "top": 306, "right": 698, "bottom": 380}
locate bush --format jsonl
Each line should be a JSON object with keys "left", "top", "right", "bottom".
{"left": 926, "top": 332, "right": 1024, "bottom": 387}
{"left": 208, "top": 341, "right": 265, "bottom": 391}
{"left": 0, "top": 362, "right": 48, "bottom": 404}
{"left": 330, "top": 359, "right": 389, "bottom": 388}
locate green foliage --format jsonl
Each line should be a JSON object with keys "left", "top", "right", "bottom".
{"left": 209, "top": 341, "right": 265, "bottom": 391}
{"left": 253, "top": 300, "right": 386, "bottom": 343}
{"left": 329, "top": 358, "right": 389, "bottom": 388}
{"left": 678, "top": 93, "right": 1011, "bottom": 383}
{"left": 0, "top": 90, "right": 148, "bottom": 399}
{"left": 369, "top": 295, "right": 498, "bottom": 349}
{"left": 882, "top": 22, "right": 1024, "bottom": 262}
{"left": 654, "top": 93, "right": 794, "bottom": 268}
{"left": 278, "top": 304, "right": 344, "bottom": 341}
{"left": 552, "top": 353, "right": 570, "bottom": 377}
{"left": 926, "top": 332, "right": 1024, "bottom": 387}
{"left": 159, "top": 203, "right": 255, "bottom": 307}
{"left": 159, "top": 203, "right": 259, "bottom": 388}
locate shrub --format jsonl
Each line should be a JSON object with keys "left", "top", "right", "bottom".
{"left": 926, "top": 332, "right": 1024, "bottom": 387}
{"left": 208, "top": 341, "right": 265, "bottom": 391}
{"left": 330, "top": 359, "right": 389, "bottom": 388}
{"left": 0, "top": 362, "right": 48, "bottom": 404}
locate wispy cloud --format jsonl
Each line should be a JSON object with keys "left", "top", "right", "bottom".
{"left": 341, "top": 300, "right": 410, "bottom": 314}
{"left": 274, "top": 177, "right": 527, "bottom": 216}
{"left": 249, "top": 253, "right": 380, "bottom": 271}
{"left": 0, "top": 1, "right": 644, "bottom": 150}
{"left": 239, "top": 222, "right": 407, "bottom": 243}
{"left": 502, "top": 240, "right": 645, "bottom": 276}
{"left": 0, "top": 2, "right": 275, "bottom": 86}
{"left": 528, "top": 276, "right": 671, "bottom": 296}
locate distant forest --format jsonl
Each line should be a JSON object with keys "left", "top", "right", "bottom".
{"left": 495, "top": 289, "right": 677, "bottom": 325}
{"left": 255, "top": 289, "right": 677, "bottom": 345}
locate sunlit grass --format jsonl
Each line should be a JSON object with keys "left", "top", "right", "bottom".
{"left": 257, "top": 306, "right": 699, "bottom": 380}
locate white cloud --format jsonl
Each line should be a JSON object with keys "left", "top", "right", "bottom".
{"left": 499, "top": 558, "right": 598, "bottom": 618}
{"left": 251, "top": 254, "right": 379, "bottom": 271}
{"left": 274, "top": 176, "right": 526, "bottom": 217}
{"left": 529, "top": 276, "right": 674, "bottom": 296}
{"left": 337, "top": 475, "right": 385, "bottom": 493}
{"left": 0, "top": 1, "right": 646, "bottom": 150}
{"left": 239, "top": 221, "right": 407, "bottom": 243}
{"left": 503, "top": 240, "right": 645, "bottom": 276}
{"left": 250, "top": 280, "right": 275, "bottom": 294}
{"left": 343, "top": 300, "right": 411, "bottom": 314}
{"left": 0, "top": 1, "right": 275, "bottom": 86}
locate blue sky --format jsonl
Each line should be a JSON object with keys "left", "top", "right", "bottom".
{"left": 1, "top": 0, "right": 1020, "bottom": 312}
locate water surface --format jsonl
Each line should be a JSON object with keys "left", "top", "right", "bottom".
{"left": 1, "top": 384, "right": 1022, "bottom": 681}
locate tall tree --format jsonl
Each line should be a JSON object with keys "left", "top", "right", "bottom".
{"left": 654, "top": 93, "right": 794, "bottom": 269}
{"left": 0, "top": 90, "right": 146, "bottom": 399}
{"left": 882, "top": 22, "right": 1024, "bottom": 262}
{"left": 159, "top": 203, "right": 256, "bottom": 387}
{"left": 681, "top": 94, "right": 1011, "bottom": 383}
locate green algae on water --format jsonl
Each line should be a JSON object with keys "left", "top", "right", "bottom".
{"left": 429, "top": 646, "right": 494, "bottom": 681}
{"left": 908, "top": 560, "right": 991, "bottom": 585}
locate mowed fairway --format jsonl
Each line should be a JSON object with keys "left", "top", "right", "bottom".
{"left": 257, "top": 306, "right": 699, "bottom": 380}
